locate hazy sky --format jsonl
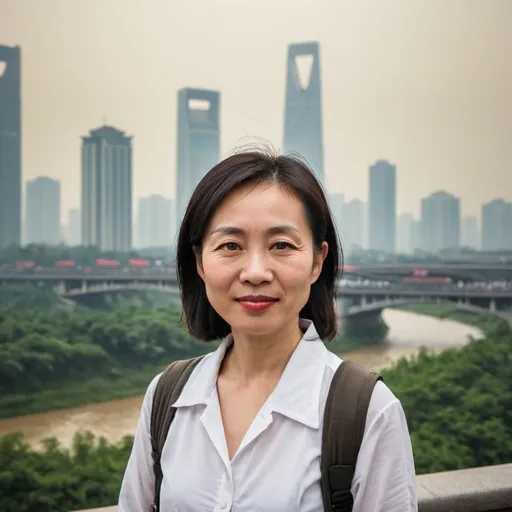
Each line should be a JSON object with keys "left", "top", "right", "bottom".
{"left": 1, "top": 0, "right": 511, "bottom": 224}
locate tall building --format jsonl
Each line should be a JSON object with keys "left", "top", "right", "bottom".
{"left": 397, "top": 213, "right": 417, "bottom": 254}
{"left": 137, "top": 195, "right": 173, "bottom": 249}
{"left": 81, "top": 126, "right": 132, "bottom": 251}
{"left": 25, "top": 177, "right": 61, "bottom": 245}
{"left": 66, "top": 208, "right": 81, "bottom": 246}
{"left": 420, "top": 191, "right": 460, "bottom": 253}
{"left": 176, "top": 88, "right": 220, "bottom": 229}
{"left": 0, "top": 45, "right": 21, "bottom": 249}
{"left": 283, "top": 41, "right": 324, "bottom": 183}
{"left": 481, "top": 199, "right": 512, "bottom": 251}
{"left": 341, "top": 199, "right": 366, "bottom": 252}
{"left": 368, "top": 160, "right": 396, "bottom": 252}
{"left": 461, "top": 215, "right": 479, "bottom": 249}
{"left": 329, "top": 193, "right": 344, "bottom": 238}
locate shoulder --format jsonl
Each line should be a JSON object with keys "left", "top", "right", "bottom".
{"left": 323, "top": 350, "right": 404, "bottom": 437}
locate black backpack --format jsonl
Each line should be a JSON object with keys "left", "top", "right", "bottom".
{"left": 150, "top": 356, "right": 381, "bottom": 512}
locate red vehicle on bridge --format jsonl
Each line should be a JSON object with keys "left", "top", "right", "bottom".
{"left": 95, "top": 258, "right": 121, "bottom": 268}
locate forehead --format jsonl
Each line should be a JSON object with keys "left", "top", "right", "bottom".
{"left": 209, "top": 183, "right": 307, "bottom": 228}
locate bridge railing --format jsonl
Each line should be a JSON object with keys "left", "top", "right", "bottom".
{"left": 73, "top": 463, "right": 512, "bottom": 512}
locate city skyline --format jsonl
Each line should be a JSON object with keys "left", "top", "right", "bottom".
{"left": 0, "top": 0, "right": 510, "bottom": 224}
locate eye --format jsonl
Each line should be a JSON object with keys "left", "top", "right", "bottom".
{"left": 273, "top": 241, "right": 294, "bottom": 250}
{"left": 219, "top": 242, "right": 240, "bottom": 251}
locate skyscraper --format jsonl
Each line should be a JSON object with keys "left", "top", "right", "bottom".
{"left": 420, "top": 191, "right": 460, "bottom": 253}
{"left": 137, "top": 195, "right": 173, "bottom": 249}
{"left": 481, "top": 199, "right": 512, "bottom": 251}
{"left": 176, "top": 88, "right": 220, "bottom": 228}
{"left": 461, "top": 215, "right": 479, "bottom": 249}
{"left": 81, "top": 126, "right": 132, "bottom": 251}
{"left": 0, "top": 45, "right": 21, "bottom": 249}
{"left": 25, "top": 177, "right": 61, "bottom": 245}
{"left": 397, "top": 213, "right": 417, "bottom": 254}
{"left": 329, "top": 193, "right": 344, "bottom": 237}
{"left": 283, "top": 41, "right": 324, "bottom": 183}
{"left": 66, "top": 208, "right": 81, "bottom": 246}
{"left": 342, "top": 199, "right": 366, "bottom": 252}
{"left": 368, "top": 160, "right": 396, "bottom": 252}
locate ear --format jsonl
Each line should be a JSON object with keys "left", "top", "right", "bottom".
{"left": 193, "top": 246, "right": 205, "bottom": 282}
{"left": 311, "top": 242, "right": 328, "bottom": 284}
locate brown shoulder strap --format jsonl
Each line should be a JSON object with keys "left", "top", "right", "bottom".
{"left": 150, "top": 356, "right": 205, "bottom": 512}
{"left": 321, "top": 360, "right": 382, "bottom": 512}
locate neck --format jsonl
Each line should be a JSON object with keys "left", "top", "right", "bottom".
{"left": 223, "top": 320, "right": 303, "bottom": 383}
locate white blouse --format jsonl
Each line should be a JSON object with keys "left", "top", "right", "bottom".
{"left": 118, "top": 319, "right": 418, "bottom": 511}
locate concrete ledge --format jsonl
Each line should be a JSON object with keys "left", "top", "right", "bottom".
{"left": 74, "top": 464, "right": 512, "bottom": 512}
{"left": 417, "top": 463, "right": 512, "bottom": 512}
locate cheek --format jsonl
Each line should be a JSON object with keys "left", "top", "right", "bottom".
{"left": 202, "top": 257, "right": 235, "bottom": 290}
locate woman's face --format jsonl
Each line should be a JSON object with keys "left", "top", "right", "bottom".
{"left": 196, "top": 182, "right": 328, "bottom": 340}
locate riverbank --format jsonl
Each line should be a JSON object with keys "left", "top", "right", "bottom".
{"left": 0, "top": 362, "right": 172, "bottom": 420}
{"left": 0, "top": 319, "right": 387, "bottom": 420}
{"left": 392, "top": 302, "right": 507, "bottom": 334}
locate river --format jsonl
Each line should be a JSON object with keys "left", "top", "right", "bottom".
{"left": 0, "top": 308, "right": 483, "bottom": 449}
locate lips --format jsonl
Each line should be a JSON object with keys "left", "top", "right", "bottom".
{"left": 235, "top": 295, "right": 279, "bottom": 312}
{"left": 236, "top": 295, "right": 279, "bottom": 302}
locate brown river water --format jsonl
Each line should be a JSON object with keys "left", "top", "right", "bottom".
{"left": 0, "top": 309, "right": 483, "bottom": 450}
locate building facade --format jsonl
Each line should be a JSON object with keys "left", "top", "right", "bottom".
{"left": 66, "top": 208, "right": 81, "bottom": 246}
{"left": 25, "top": 177, "right": 61, "bottom": 245}
{"left": 176, "top": 88, "right": 220, "bottom": 229}
{"left": 420, "top": 191, "right": 460, "bottom": 253}
{"left": 481, "top": 199, "right": 512, "bottom": 251}
{"left": 81, "top": 126, "right": 132, "bottom": 251}
{"left": 137, "top": 195, "right": 173, "bottom": 249}
{"left": 0, "top": 45, "right": 22, "bottom": 249}
{"left": 283, "top": 41, "right": 324, "bottom": 183}
{"left": 368, "top": 160, "right": 396, "bottom": 252}
{"left": 342, "top": 198, "right": 366, "bottom": 252}
{"left": 397, "top": 213, "right": 418, "bottom": 254}
{"left": 461, "top": 215, "right": 479, "bottom": 250}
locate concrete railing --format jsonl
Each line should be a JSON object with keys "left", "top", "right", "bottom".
{"left": 74, "top": 463, "right": 512, "bottom": 512}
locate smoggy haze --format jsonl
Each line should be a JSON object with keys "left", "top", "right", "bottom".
{"left": 1, "top": 0, "right": 511, "bottom": 222}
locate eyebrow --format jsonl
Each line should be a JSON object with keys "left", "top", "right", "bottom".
{"left": 209, "top": 225, "right": 300, "bottom": 237}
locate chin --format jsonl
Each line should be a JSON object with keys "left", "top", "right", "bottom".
{"left": 230, "top": 316, "right": 283, "bottom": 337}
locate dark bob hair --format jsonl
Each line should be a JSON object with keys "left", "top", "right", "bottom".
{"left": 176, "top": 149, "right": 342, "bottom": 341}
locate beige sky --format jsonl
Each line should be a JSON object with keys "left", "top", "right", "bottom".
{"left": 1, "top": 0, "right": 511, "bottom": 224}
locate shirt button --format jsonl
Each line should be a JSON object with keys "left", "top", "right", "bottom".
{"left": 220, "top": 499, "right": 228, "bottom": 509}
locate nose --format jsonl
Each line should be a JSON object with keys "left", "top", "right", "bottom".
{"left": 238, "top": 251, "right": 273, "bottom": 285}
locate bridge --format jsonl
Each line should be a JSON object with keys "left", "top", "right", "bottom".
{"left": 343, "top": 261, "right": 512, "bottom": 281}
{"left": 2, "top": 273, "right": 511, "bottom": 328}
{"left": 1, "top": 258, "right": 512, "bottom": 282}
{"left": 75, "top": 463, "right": 512, "bottom": 511}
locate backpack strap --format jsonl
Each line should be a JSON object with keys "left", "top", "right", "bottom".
{"left": 321, "top": 360, "right": 383, "bottom": 512}
{"left": 150, "top": 356, "right": 205, "bottom": 512}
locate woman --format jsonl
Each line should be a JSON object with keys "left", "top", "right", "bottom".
{"left": 118, "top": 150, "right": 417, "bottom": 511}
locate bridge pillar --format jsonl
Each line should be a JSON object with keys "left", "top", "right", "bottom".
{"left": 490, "top": 299, "right": 496, "bottom": 313}
{"left": 361, "top": 295, "right": 367, "bottom": 307}
{"left": 57, "top": 281, "right": 66, "bottom": 294}
{"left": 81, "top": 281, "right": 87, "bottom": 292}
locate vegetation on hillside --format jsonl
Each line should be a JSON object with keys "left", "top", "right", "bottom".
{"left": 0, "top": 304, "right": 212, "bottom": 418}
{"left": 382, "top": 322, "right": 512, "bottom": 474}
{"left": 394, "top": 302, "right": 506, "bottom": 334}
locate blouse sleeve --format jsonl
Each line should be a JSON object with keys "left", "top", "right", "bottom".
{"left": 118, "top": 373, "right": 162, "bottom": 512}
{"left": 351, "top": 383, "right": 418, "bottom": 511}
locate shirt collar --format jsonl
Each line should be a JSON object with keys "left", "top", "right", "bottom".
{"left": 172, "top": 318, "right": 328, "bottom": 430}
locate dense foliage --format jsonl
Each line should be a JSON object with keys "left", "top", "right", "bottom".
{"left": 0, "top": 304, "right": 211, "bottom": 417}
{"left": 0, "top": 432, "right": 133, "bottom": 512}
{"left": 382, "top": 322, "right": 512, "bottom": 474}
